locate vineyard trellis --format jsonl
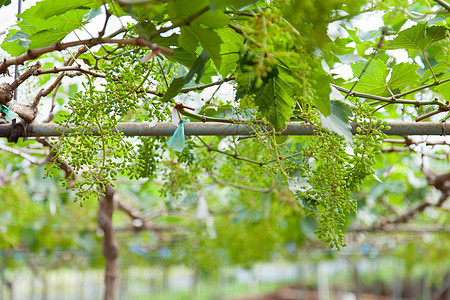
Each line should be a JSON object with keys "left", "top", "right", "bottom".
{"left": 0, "top": 1, "right": 449, "bottom": 300}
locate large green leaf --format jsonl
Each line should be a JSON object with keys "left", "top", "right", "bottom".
{"left": 351, "top": 59, "right": 389, "bottom": 96}
{"left": 127, "top": 2, "right": 167, "bottom": 22}
{"left": 210, "top": 0, "right": 256, "bottom": 11}
{"left": 169, "top": 0, "right": 228, "bottom": 27}
{"left": 28, "top": 9, "right": 90, "bottom": 49}
{"left": 320, "top": 100, "right": 353, "bottom": 143}
{"left": 184, "top": 50, "right": 210, "bottom": 83}
{"left": 19, "top": 0, "right": 101, "bottom": 21}
{"left": 184, "top": 25, "right": 222, "bottom": 69}
{"left": 194, "top": 9, "right": 229, "bottom": 28}
{"left": 169, "top": 0, "right": 226, "bottom": 70}
{"left": 1, "top": 0, "right": 102, "bottom": 55}
{"left": 168, "top": 0, "right": 208, "bottom": 18}
{"left": 162, "top": 78, "right": 186, "bottom": 102}
{"left": 218, "top": 27, "right": 244, "bottom": 77}
{"left": 2, "top": 8, "right": 93, "bottom": 56}
{"left": 388, "top": 63, "right": 420, "bottom": 92}
{"left": 4, "top": 31, "right": 30, "bottom": 48}
{"left": 311, "top": 67, "right": 331, "bottom": 116}
{"left": 388, "top": 23, "right": 448, "bottom": 51}
{"left": 0, "top": 0, "right": 11, "bottom": 8}
{"left": 150, "top": 34, "right": 179, "bottom": 49}
{"left": 179, "top": 27, "right": 199, "bottom": 54}
{"left": 255, "top": 69, "right": 296, "bottom": 131}
{"left": 435, "top": 81, "right": 450, "bottom": 101}
{"left": 162, "top": 51, "right": 211, "bottom": 101}
{"left": 165, "top": 48, "right": 196, "bottom": 68}
{"left": 350, "top": 60, "right": 420, "bottom": 97}
{"left": 2, "top": 23, "right": 40, "bottom": 56}
{"left": 420, "top": 63, "right": 449, "bottom": 84}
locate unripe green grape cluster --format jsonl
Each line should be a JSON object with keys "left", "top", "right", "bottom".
{"left": 263, "top": 100, "right": 387, "bottom": 249}
{"left": 236, "top": 5, "right": 302, "bottom": 92}
{"left": 239, "top": 50, "right": 278, "bottom": 89}
{"left": 137, "top": 136, "right": 167, "bottom": 179}
{"left": 47, "top": 46, "right": 158, "bottom": 204}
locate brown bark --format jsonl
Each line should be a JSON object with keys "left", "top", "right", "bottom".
{"left": 7, "top": 100, "right": 36, "bottom": 123}
{"left": 0, "top": 62, "right": 41, "bottom": 122}
{"left": 98, "top": 184, "right": 119, "bottom": 300}
{"left": 0, "top": 83, "right": 13, "bottom": 104}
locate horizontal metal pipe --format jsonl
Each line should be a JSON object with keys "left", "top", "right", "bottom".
{"left": 0, "top": 122, "right": 448, "bottom": 137}
{"left": 348, "top": 227, "right": 450, "bottom": 233}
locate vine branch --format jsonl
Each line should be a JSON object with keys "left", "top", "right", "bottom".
{"left": 206, "top": 170, "right": 274, "bottom": 192}
{"left": 197, "top": 136, "right": 264, "bottom": 166}
{"left": 331, "top": 82, "right": 450, "bottom": 109}
{"left": 381, "top": 146, "right": 449, "bottom": 159}
{"left": 0, "top": 144, "right": 44, "bottom": 165}
{"left": 348, "top": 225, "right": 450, "bottom": 233}
{"left": 34, "top": 66, "right": 106, "bottom": 78}
{"left": 0, "top": 37, "right": 173, "bottom": 74}
{"left": 416, "top": 107, "right": 449, "bottom": 122}
{"left": 376, "top": 167, "right": 450, "bottom": 227}
{"left": 382, "top": 194, "right": 448, "bottom": 225}
{"left": 148, "top": 5, "right": 210, "bottom": 40}
{"left": 36, "top": 45, "right": 88, "bottom": 117}
{"left": 176, "top": 104, "right": 265, "bottom": 124}
{"left": 384, "top": 137, "right": 450, "bottom": 146}
{"left": 435, "top": 0, "right": 450, "bottom": 12}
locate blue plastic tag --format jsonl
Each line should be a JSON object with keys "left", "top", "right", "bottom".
{"left": 166, "top": 119, "right": 190, "bottom": 152}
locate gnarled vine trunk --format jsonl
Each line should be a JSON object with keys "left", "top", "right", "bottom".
{"left": 98, "top": 184, "right": 119, "bottom": 300}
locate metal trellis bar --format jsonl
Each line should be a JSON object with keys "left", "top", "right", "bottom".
{"left": 0, "top": 122, "right": 448, "bottom": 137}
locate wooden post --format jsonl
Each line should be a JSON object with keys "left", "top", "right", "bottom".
{"left": 98, "top": 184, "right": 119, "bottom": 300}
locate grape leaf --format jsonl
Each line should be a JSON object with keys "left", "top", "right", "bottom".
{"left": 350, "top": 61, "right": 419, "bottom": 97}
{"left": 421, "top": 63, "right": 449, "bottom": 84}
{"left": 388, "top": 23, "right": 447, "bottom": 51}
{"left": 320, "top": 100, "right": 353, "bottom": 143}
{"left": 5, "top": 31, "right": 30, "bottom": 48}
{"left": 162, "top": 51, "right": 211, "bottom": 101}
{"left": 168, "top": 0, "right": 207, "bottom": 18}
{"left": 2, "top": 8, "right": 93, "bottom": 56}
{"left": 312, "top": 69, "right": 331, "bottom": 116}
{"left": 194, "top": 9, "right": 229, "bottom": 29}
{"left": 435, "top": 82, "right": 450, "bottom": 101}
{"left": 179, "top": 27, "right": 199, "bottom": 54}
{"left": 387, "top": 63, "right": 420, "bottom": 92}
{"left": 0, "top": 0, "right": 11, "bottom": 8}
{"left": 351, "top": 59, "right": 389, "bottom": 96}
{"left": 210, "top": 0, "right": 256, "bottom": 11}
{"left": 1, "top": 0, "right": 103, "bottom": 55}
{"left": 184, "top": 25, "right": 222, "bottom": 69}
{"left": 28, "top": 9, "right": 90, "bottom": 49}
{"left": 184, "top": 50, "right": 210, "bottom": 84}
{"left": 1, "top": 24, "right": 39, "bottom": 56}
{"left": 150, "top": 34, "right": 179, "bottom": 49}
{"left": 163, "top": 78, "right": 186, "bottom": 102}
{"left": 165, "top": 48, "right": 196, "bottom": 68}
{"left": 255, "top": 69, "right": 296, "bottom": 131}
{"left": 169, "top": 0, "right": 228, "bottom": 28}
{"left": 218, "top": 27, "right": 244, "bottom": 77}
{"left": 18, "top": 0, "right": 101, "bottom": 21}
